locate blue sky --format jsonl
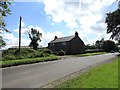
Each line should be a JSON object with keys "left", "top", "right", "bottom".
{"left": 2, "top": 0, "right": 119, "bottom": 47}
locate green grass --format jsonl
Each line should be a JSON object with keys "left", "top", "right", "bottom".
{"left": 77, "top": 52, "right": 106, "bottom": 57}
{"left": 2, "top": 48, "right": 52, "bottom": 61}
{"left": 55, "top": 57, "right": 119, "bottom": 88}
{"left": 0, "top": 55, "right": 59, "bottom": 68}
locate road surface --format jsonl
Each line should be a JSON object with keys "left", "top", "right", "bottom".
{"left": 2, "top": 53, "right": 117, "bottom": 88}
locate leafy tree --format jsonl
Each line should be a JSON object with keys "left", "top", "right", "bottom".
{"left": 28, "top": 28, "right": 42, "bottom": 50}
{"left": 105, "top": 9, "right": 120, "bottom": 41}
{"left": 102, "top": 40, "right": 116, "bottom": 52}
{"left": 0, "top": 36, "right": 6, "bottom": 47}
{"left": 90, "top": 44, "right": 96, "bottom": 50}
{"left": 95, "top": 38, "right": 104, "bottom": 49}
{"left": 85, "top": 44, "right": 91, "bottom": 50}
{"left": 0, "top": 1, "right": 12, "bottom": 33}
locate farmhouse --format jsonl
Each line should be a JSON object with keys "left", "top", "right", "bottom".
{"left": 48, "top": 32, "right": 85, "bottom": 54}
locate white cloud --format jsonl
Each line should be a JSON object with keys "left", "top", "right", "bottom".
{"left": 41, "top": 31, "right": 64, "bottom": 47}
{"left": 14, "top": 0, "right": 43, "bottom": 2}
{"left": 14, "top": 21, "right": 27, "bottom": 34}
{"left": 14, "top": 28, "right": 28, "bottom": 35}
{"left": 4, "top": 0, "right": 117, "bottom": 48}
{"left": 51, "top": 22, "right": 55, "bottom": 26}
{"left": 21, "top": 21, "right": 25, "bottom": 27}
{"left": 69, "top": 30, "right": 89, "bottom": 44}
{"left": 101, "top": 0, "right": 115, "bottom": 6}
{"left": 4, "top": 21, "right": 64, "bottom": 47}
{"left": 2, "top": 33, "right": 30, "bottom": 47}
{"left": 43, "top": 0, "right": 81, "bottom": 29}
{"left": 27, "top": 25, "right": 64, "bottom": 46}
{"left": 43, "top": 0, "right": 116, "bottom": 44}
{"left": 17, "top": 21, "right": 25, "bottom": 28}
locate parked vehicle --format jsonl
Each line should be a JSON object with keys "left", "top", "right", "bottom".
{"left": 111, "top": 50, "right": 115, "bottom": 53}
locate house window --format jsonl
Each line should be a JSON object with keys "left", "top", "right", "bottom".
{"left": 62, "top": 42, "right": 66, "bottom": 45}
{"left": 50, "top": 43, "right": 54, "bottom": 47}
{"left": 53, "top": 43, "right": 54, "bottom": 46}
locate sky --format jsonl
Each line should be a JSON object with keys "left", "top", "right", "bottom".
{"left": 2, "top": 0, "right": 119, "bottom": 48}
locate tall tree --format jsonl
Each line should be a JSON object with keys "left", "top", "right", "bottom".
{"left": 102, "top": 40, "right": 116, "bottom": 52}
{"left": 28, "top": 28, "right": 42, "bottom": 50}
{"left": 0, "top": 36, "right": 6, "bottom": 47}
{"left": 0, "top": 1, "right": 12, "bottom": 33}
{"left": 105, "top": 9, "right": 120, "bottom": 41}
{"left": 95, "top": 38, "right": 104, "bottom": 49}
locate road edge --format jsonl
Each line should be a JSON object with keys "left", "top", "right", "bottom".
{"left": 41, "top": 57, "right": 116, "bottom": 88}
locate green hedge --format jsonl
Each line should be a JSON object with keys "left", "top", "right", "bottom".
{"left": 2, "top": 48, "right": 52, "bottom": 61}
{"left": 1, "top": 55, "right": 59, "bottom": 68}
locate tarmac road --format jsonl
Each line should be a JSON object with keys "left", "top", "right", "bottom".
{"left": 2, "top": 53, "right": 117, "bottom": 88}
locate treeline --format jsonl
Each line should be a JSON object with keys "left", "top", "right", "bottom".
{"left": 85, "top": 38, "right": 119, "bottom": 52}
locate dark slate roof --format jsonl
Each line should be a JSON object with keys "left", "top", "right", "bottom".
{"left": 49, "top": 35, "right": 75, "bottom": 43}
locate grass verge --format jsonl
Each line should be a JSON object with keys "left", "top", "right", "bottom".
{"left": 55, "top": 57, "right": 119, "bottom": 88}
{"left": 0, "top": 55, "right": 59, "bottom": 68}
{"left": 77, "top": 52, "right": 106, "bottom": 57}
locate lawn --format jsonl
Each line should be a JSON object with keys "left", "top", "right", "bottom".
{"left": 55, "top": 57, "right": 119, "bottom": 88}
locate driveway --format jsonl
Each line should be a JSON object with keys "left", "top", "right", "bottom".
{"left": 2, "top": 53, "right": 117, "bottom": 88}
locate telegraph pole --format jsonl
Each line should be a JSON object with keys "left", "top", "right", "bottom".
{"left": 118, "top": 0, "right": 120, "bottom": 9}
{"left": 19, "top": 16, "right": 22, "bottom": 53}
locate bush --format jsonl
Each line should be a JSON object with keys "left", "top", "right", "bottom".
{"left": 57, "top": 50, "right": 65, "bottom": 56}
{"left": 22, "top": 48, "right": 35, "bottom": 52}
{"left": 3, "top": 55, "right": 16, "bottom": 60}
{"left": 1, "top": 55, "right": 59, "bottom": 67}
{"left": 102, "top": 40, "right": 116, "bottom": 52}
{"left": 43, "top": 49, "right": 52, "bottom": 54}
{"left": 2, "top": 49, "right": 16, "bottom": 56}
{"left": 2, "top": 47, "right": 56, "bottom": 61}
{"left": 52, "top": 51, "right": 57, "bottom": 55}
{"left": 8, "top": 48, "right": 18, "bottom": 51}
{"left": 30, "top": 52, "right": 44, "bottom": 58}
{"left": 38, "top": 48, "right": 52, "bottom": 54}
{"left": 2, "top": 48, "right": 46, "bottom": 60}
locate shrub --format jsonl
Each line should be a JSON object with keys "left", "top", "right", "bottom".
{"left": 38, "top": 48, "right": 52, "bottom": 54}
{"left": 57, "top": 50, "right": 65, "bottom": 56}
{"left": 8, "top": 48, "right": 18, "bottom": 51}
{"left": 2, "top": 49, "right": 16, "bottom": 56}
{"left": 102, "top": 40, "right": 116, "bottom": 52}
{"left": 3, "top": 55, "right": 16, "bottom": 60}
{"left": 52, "top": 51, "right": 57, "bottom": 55}
{"left": 30, "top": 52, "right": 44, "bottom": 58}
{"left": 43, "top": 49, "right": 52, "bottom": 54}
{"left": 2, "top": 48, "right": 52, "bottom": 60}
{"left": 1, "top": 55, "right": 59, "bottom": 67}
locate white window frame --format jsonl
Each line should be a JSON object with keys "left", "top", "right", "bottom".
{"left": 50, "top": 43, "right": 54, "bottom": 47}
{"left": 62, "top": 42, "right": 66, "bottom": 45}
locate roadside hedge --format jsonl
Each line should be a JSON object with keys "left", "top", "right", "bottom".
{"left": 1, "top": 55, "right": 59, "bottom": 68}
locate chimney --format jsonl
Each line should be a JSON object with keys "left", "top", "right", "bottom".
{"left": 54, "top": 36, "right": 58, "bottom": 40}
{"left": 75, "top": 31, "right": 78, "bottom": 37}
